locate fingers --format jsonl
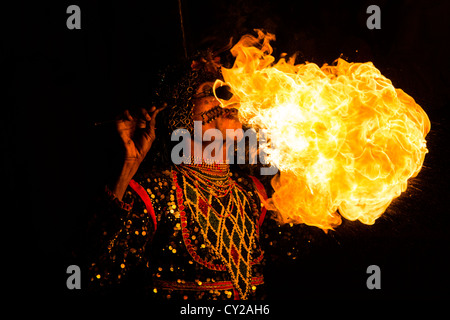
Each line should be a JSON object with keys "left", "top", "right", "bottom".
{"left": 119, "top": 107, "right": 154, "bottom": 122}
{"left": 128, "top": 104, "right": 166, "bottom": 135}
{"left": 149, "top": 104, "right": 165, "bottom": 125}
{"left": 146, "top": 103, "right": 166, "bottom": 135}
{"left": 115, "top": 109, "right": 134, "bottom": 134}
{"left": 117, "top": 104, "right": 166, "bottom": 133}
{"left": 124, "top": 109, "right": 134, "bottom": 121}
{"left": 136, "top": 108, "right": 149, "bottom": 129}
{"left": 140, "top": 107, "right": 152, "bottom": 122}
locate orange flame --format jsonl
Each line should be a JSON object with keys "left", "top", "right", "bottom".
{"left": 219, "top": 30, "right": 431, "bottom": 230}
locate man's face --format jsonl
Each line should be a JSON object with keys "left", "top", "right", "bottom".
{"left": 192, "top": 82, "right": 242, "bottom": 140}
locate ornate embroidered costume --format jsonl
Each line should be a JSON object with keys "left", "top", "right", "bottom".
{"left": 88, "top": 162, "right": 268, "bottom": 299}
{"left": 87, "top": 48, "right": 271, "bottom": 299}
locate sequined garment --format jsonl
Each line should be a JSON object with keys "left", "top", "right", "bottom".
{"left": 88, "top": 164, "right": 267, "bottom": 299}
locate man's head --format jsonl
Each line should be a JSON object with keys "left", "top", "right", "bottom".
{"left": 149, "top": 49, "right": 243, "bottom": 165}
{"left": 192, "top": 81, "right": 241, "bottom": 140}
{"left": 155, "top": 49, "right": 241, "bottom": 140}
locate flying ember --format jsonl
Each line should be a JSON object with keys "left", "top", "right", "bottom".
{"left": 217, "top": 30, "right": 431, "bottom": 230}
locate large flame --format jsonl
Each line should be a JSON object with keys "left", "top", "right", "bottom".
{"left": 219, "top": 30, "right": 431, "bottom": 230}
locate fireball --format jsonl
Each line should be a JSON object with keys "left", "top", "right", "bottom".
{"left": 218, "top": 30, "right": 430, "bottom": 230}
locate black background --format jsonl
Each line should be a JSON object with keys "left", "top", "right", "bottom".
{"left": 5, "top": 0, "right": 450, "bottom": 301}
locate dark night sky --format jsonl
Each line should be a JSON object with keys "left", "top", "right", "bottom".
{"left": 5, "top": 0, "right": 450, "bottom": 302}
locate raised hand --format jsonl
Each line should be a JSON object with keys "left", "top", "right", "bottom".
{"left": 110, "top": 104, "right": 166, "bottom": 200}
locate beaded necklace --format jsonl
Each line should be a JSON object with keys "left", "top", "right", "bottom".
{"left": 174, "top": 161, "right": 257, "bottom": 298}
{"left": 176, "top": 161, "right": 234, "bottom": 198}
